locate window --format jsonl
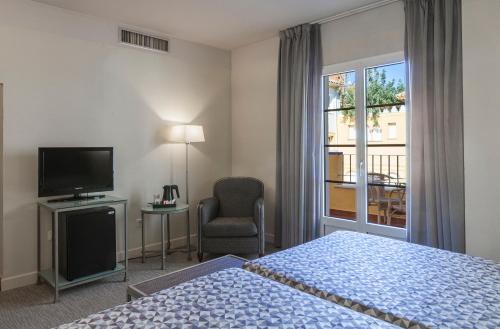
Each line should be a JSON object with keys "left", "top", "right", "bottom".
{"left": 322, "top": 55, "right": 407, "bottom": 240}
{"left": 348, "top": 125, "right": 356, "bottom": 140}
{"left": 368, "top": 127, "right": 382, "bottom": 141}
{"left": 388, "top": 122, "right": 397, "bottom": 139}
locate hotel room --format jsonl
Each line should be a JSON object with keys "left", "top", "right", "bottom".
{"left": 0, "top": 0, "right": 499, "bottom": 328}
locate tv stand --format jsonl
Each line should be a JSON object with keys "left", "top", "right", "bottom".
{"left": 37, "top": 195, "right": 128, "bottom": 303}
{"left": 47, "top": 194, "right": 106, "bottom": 203}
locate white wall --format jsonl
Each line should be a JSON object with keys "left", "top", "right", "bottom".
{"left": 231, "top": 37, "right": 279, "bottom": 242}
{"left": 462, "top": 0, "right": 500, "bottom": 262}
{"left": 230, "top": 1, "right": 404, "bottom": 241}
{"left": 0, "top": 83, "right": 3, "bottom": 278}
{"left": 0, "top": 0, "right": 231, "bottom": 289}
{"left": 321, "top": 1, "right": 404, "bottom": 66}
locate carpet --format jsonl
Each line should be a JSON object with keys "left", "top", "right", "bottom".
{"left": 0, "top": 246, "right": 275, "bottom": 329}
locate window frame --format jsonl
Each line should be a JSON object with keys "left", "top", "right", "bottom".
{"left": 320, "top": 52, "right": 409, "bottom": 240}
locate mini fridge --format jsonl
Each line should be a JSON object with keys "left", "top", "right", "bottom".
{"left": 58, "top": 206, "right": 116, "bottom": 281}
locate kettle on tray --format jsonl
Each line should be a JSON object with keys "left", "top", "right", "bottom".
{"left": 161, "top": 185, "right": 180, "bottom": 207}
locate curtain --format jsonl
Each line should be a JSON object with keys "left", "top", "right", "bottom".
{"left": 275, "top": 24, "right": 322, "bottom": 248}
{"left": 404, "top": 0, "right": 465, "bottom": 252}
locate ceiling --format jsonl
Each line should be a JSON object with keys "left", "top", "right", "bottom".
{"left": 32, "top": 0, "right": 382, "bottom": 49}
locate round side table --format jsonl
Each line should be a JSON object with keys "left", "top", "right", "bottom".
{"left": 140, "top": 203, "right": 191, "bottom": 270}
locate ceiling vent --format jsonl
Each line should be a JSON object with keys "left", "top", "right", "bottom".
{"left": 119, "top": 28, "right": 169, "bottom": 53}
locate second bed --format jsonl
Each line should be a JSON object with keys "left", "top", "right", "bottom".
{"left": 244, "top": 231, "right": 500, "bottom": 329}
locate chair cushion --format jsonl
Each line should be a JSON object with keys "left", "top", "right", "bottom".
{"left": 203, "top": 217, "right": 258, "bottom": 238}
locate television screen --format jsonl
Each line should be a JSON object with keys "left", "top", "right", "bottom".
{"left": 38, "top": 147, "right": 114, "bottom": 197}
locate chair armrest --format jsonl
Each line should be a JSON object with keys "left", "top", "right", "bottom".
{"left": 197, "top": 197, "right": 219, "bottom": 226}
{"left": 254, "top": 197, "right": 265, "bottom": 256}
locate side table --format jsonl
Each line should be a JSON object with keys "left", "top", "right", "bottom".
{"left": 140, "top": 203, "right": 192, "bottom": 270}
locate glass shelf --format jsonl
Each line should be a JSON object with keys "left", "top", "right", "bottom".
{"left": 40, "top": 263, "right": 125, "bottom": 290}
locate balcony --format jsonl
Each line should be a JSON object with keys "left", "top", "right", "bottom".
{"left": 325, "top": 146, "right": 407, "bottom": 228}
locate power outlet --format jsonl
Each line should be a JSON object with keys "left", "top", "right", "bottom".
{"left": 47, "top": 230, "right": 52, "bottom": 241}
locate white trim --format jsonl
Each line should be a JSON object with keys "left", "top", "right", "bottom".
{"left": 1, "top": 234, "right": 198, "bottom": 291}
{"left": 312, "top": 0, "right": 400, "bottom": 24}
{"left": 0, "top": 271, "right": 39, "bottom": 291}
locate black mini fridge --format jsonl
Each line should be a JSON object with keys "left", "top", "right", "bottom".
{"left": 58, "top": 206, "right": 116, "bottom": 281}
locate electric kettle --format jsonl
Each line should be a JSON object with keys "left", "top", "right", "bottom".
{"left": 162, "top": 185, "right": 180, "bottom": 207}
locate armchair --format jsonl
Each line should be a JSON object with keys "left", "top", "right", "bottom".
{"left": 197, "top": 177, "right": 264, "bottom": 262}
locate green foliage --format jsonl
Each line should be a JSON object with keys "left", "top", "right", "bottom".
{"left": 332, "top": 68, "right": 405, "bottom": 127}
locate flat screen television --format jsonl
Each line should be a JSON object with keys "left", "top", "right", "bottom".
{"left": 38, "top": 147, "right": 114, "bottom": 199}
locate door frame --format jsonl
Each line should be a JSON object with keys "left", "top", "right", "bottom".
{"left": 320, "top": 52, "right": 408, "bottom": 240}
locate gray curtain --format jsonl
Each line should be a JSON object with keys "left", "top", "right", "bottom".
{"left": 404, "top": 0, "right": 465, "bottom": 252}
{"left": 275, "top": 24, "right": 322, "bottom": 248}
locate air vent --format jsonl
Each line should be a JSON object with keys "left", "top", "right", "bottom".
{"left": 120, "top": 28, "right": 169, "bottom": 53}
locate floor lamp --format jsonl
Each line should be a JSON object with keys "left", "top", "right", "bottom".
{"left": 167, "top": 125, "right": 205, "bottom": 205}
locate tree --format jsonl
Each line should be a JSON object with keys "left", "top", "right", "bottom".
{"left": 330, "top": 68, "right": 405, "bottom": 127}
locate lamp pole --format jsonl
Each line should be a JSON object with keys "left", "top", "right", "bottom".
{"left": 185, "top": 142, "right": 190, "bottom": 205}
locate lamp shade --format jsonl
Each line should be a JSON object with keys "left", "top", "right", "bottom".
{"left": 167, "top": 125, "right": 205, "bottom": 143}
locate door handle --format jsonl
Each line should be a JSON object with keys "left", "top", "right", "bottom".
{"left": 359, "top": 160, "right": 364, "bottom": 177}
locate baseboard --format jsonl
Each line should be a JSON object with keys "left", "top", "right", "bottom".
{"left": 1, "top": 232, "right": 272, "bottom": 291}
{"left": 0, "top": 234, "right": 198, "bottom": 292}
{"left": 0, "top": 271, "right": 39, "bottom": 291}
{"left": 116, "top": 234, "right": 198, "bottom": 261}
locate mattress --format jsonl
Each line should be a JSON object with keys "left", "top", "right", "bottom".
{"left": 56, "top": 267, "right": 398, "bottom": 329}
{"left": 244, "top": 231, "right": 500, "bottom": 329}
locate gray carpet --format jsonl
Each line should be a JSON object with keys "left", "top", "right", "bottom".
{"left": 0, "top": 246, "right": 276, "bottom": 329}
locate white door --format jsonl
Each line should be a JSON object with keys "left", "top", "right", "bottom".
{"left": 321, "top": 53, "right": 408, "bottom": 240}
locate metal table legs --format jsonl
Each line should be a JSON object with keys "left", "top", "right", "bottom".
{"left": 140, "top": 210, "right": 192, "bottom": 268}
{"left": 123, "top": 203, "right": 128, "bottom": 282}
{"left": 165, "top": 211, "right": 192, "bottom": 260}
{"left": 186, "top": 210, "right": 192, "bottom": 261}
{"left": 141, "top": 212, "right": 145, "bottom": 263}
{"left": 161, "top": 214, "right": 166, "bottom": 270}
{"left": 167, "top": 215, "right": 171, "bottom": 250}
{"left": 37, "top": 205, "right": 41, "bottom": 285}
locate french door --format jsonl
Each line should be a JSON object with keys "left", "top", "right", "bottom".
{"left": 321, "top": 53, "right": 408, "bottom": 240}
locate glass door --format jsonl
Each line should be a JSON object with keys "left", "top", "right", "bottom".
{"left": 322, "top": 54, "right": 407, "bottom": 239}
{"left": 323, "top": 70, "right": 359, "bottom": 230}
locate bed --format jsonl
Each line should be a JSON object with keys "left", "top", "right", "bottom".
{"left": 56, "top": 267, "right": 399, "bottom": 329}
{"left": 244, "top": 231, "right": 500, "bottom": 329}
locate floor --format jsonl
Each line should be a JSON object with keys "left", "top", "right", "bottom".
{"left": 0, "top": 245, "right": 277, "bottom": 329}
{"left": 329, "top": 209, "right": 406, "bottom": 228}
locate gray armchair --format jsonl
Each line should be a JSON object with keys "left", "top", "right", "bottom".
{"left": 197, "top": 177, "right": 264, "bottom": 261}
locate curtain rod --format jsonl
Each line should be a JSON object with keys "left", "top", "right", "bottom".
{"left": 311, "top": 0, "right": 400, "bottom": 25}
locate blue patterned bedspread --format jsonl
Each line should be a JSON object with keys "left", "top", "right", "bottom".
{"left": 244, "top": 231, "right": 500, "bottom": 329}
{"left": 56, "top": 268, "right": 398, "bottom": 329}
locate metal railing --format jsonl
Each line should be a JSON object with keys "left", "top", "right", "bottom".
{"left": 326, "top": 146, "right": 406, "bottom": 188}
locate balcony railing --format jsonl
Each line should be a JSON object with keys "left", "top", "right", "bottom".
{"left": 326, "top": 144, "right": 406, "bottom": 188}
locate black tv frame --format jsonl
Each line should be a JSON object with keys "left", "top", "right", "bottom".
{"left": 38, "top": 147, "right": 114, "bottom": 202}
